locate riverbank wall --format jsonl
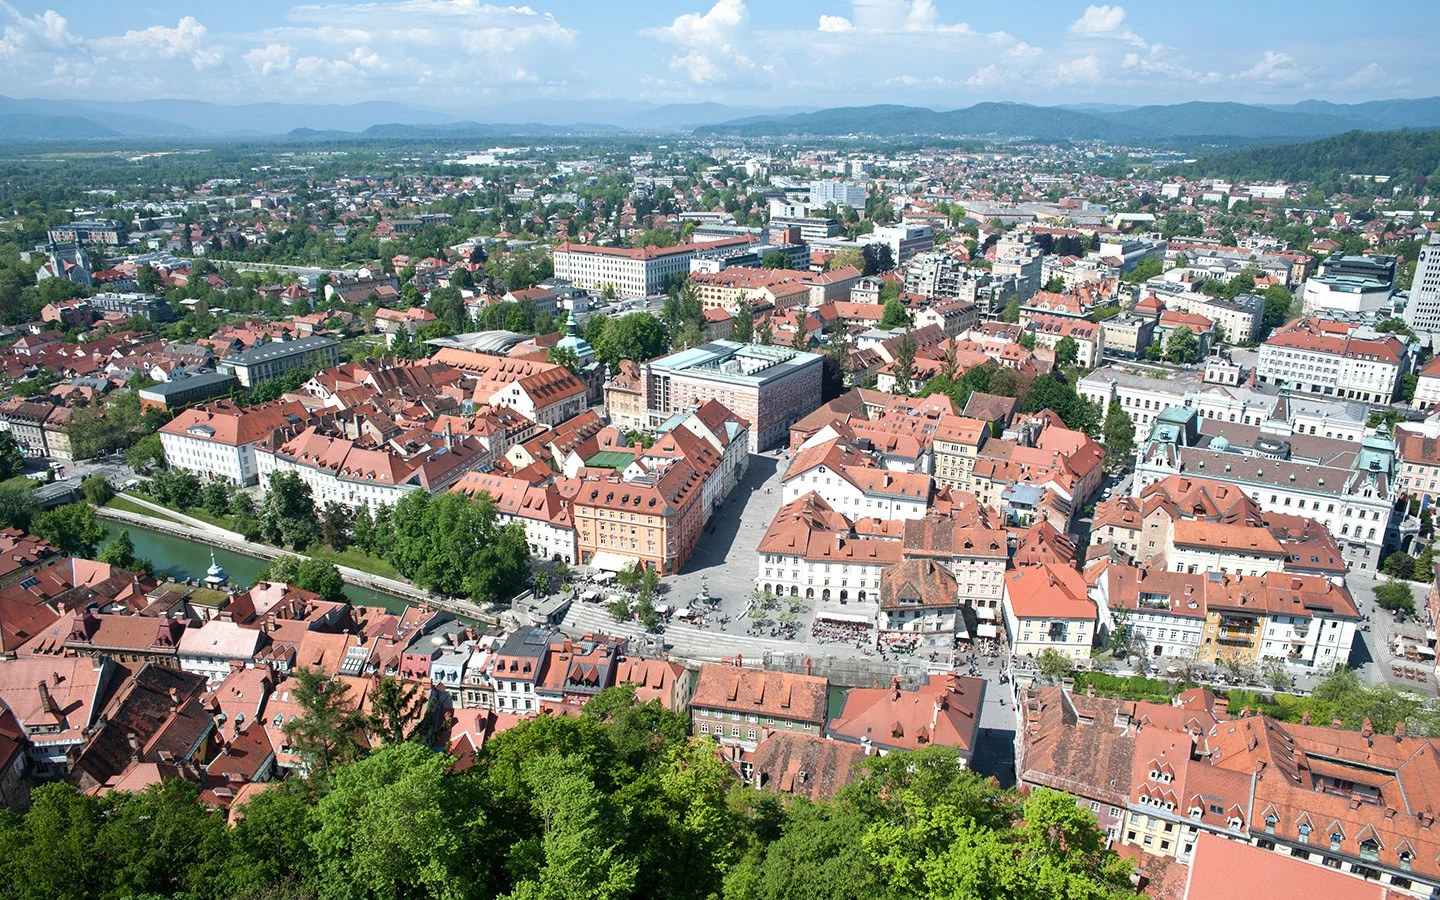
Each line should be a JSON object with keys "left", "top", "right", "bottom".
{"left": 96, "top": 504, "right": 496, "bottom": 624}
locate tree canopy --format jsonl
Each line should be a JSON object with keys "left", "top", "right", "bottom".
{"left": 0, "top": 687, "right": 1135, "bottom": 900}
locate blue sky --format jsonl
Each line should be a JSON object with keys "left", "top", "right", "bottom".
{"left": 1, "top": 0, "right": 1436, "bottom": 110}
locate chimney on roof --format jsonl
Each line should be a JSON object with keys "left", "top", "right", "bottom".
{"left": 168, "top": 686, "right": 180, "bottom": 704}
{"left": 1362, "top": 717, "right": 1374, "bottom": 741}
{"left": 803, "top": 657, "right": 812, "bottom": 676}
{"left": 1301, "top": 711, "right": 1311, "bottom": 726}
{"left": 1396, "top": 720, "right": 1406, "bottom": 741}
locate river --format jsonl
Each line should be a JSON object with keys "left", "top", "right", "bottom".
{"left": 102, "top": 522, "right": 412, "bottom": 613}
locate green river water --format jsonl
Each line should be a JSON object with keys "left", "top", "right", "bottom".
{"left": 101, "top": 521, "right": 411, "bottom": 613}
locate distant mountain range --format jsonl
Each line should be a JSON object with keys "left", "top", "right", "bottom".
{"left": 0, "top": 94, "right": 1437, "bottom": 144}
{"left": 695, "top": 98, "right": 1440, "bottom": 142}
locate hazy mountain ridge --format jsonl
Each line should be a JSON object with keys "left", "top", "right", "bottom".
{"left": 1, "top": 94, "right": 1438, "bottom": 143}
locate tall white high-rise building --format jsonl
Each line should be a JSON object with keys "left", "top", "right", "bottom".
{"left": 809, "top": 179, "right": 867, "bottom": 208}
{"left": 1403, "top": 232, "right": 1440, "bottom": 333}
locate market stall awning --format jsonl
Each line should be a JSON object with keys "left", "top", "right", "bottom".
{"left": 589, "top": 552, "right": 633, "bottom": 573}
{"left": 816, "top": 611, "right": 873, "bottom": 624}
{"left": 975, "top": 623, "right": 999, "bottom": 638}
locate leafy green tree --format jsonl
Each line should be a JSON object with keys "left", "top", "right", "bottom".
{"left": 1165, "top": 326, "right": 1199, "bottom": 363}
{"left": 97, "top": 529, "right": 137, "bottom": 569}
{"left": 1102, "top": 401, "right": 1136, "bottom": 468}
{"left": 352, "top": 503, "right": 376, "bottom": 553}
{"left": 891, "top": 332, "right": 917, "bottom": 396}
{"left": 261, "top": 470, "right": 320, "bottom": 550}
{"left": 1043, "top": 275, "right": 1067, "bottom": 292}
{"left": 1376, "top": 579, "right": 1417, "bottom": 616}
{"left": 760, "top": 251, "right": 789, "bottom": 269}
{"left": 1122, "top": 256, "right": 1163, "bottom": 284}
{"left": 732, "top": 302, "right": 754, "bottom": 343}
{"left": 1262, "top": 284, "right": 1294, "bottom": 334}
{"left": 32, "top": 502, "right": 105, "bottom": 556}
{"left": 124, "top": 432, "right": 165, "bottom": 472}
{"left": 1036, "top": 648, "right": 1075, "bottom": 682}
{"left": 1383, "top": 551, "right": 1416, "bottom": 581}
{"left": 367, "top": 675, "right": 431, "bottom": 745}
{"left": 79, "top": 473, "right": 113, "bottom": 505}
{"left": 202, "top": 479, "right": 231, "bottom": 518}
{"left": 0, "top": 432, "right": 25, "bottom": 480}
{"left": 1054, "top": 335, "right": 1080, "bottom": 366}
{"left": 999, "top": 295, "right": 1020, "bottom": 323}
{"left": 308, "top": 742, "right": 490, "bottom": 900}
{"left": 0, "top": 782, "right": 106, "bottom": 900}
{"left": 319, "top": 501, "right": 353, "bottom": 551}
{"left": 282, "top": 666, "right": 367, "bottom": 782}
{"left": 878, "top": 297, "right": 909, "bottom": 330}
{"left": 596, "top": 312, "right": 668, "bottom": 368}
{"left": 0, "top": 478, "right": 36, "bottom": 530}
{"left": 505, "top": 753, "right": 638, "bottom": 900}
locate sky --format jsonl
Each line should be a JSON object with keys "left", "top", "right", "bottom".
{"left": 1, "top": 0, "right": 1436, "bottom": 111}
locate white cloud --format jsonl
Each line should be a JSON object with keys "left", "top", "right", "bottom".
{"left": 93, "top": 17, "right": 225, "bottom": 70}
{"left": 1233, "top": 49, "right": 1306, "bottom": 84}
{"left": 1122, "top": 52, "right": 1219, "bottom": 84}
{"left": 1054, "top": 54, "right": 1102, "bottom": 85}
{"left": 1342, "top": 62, "right": 1409, "bottom": 90}
{"left": 1069, "top": 4, "right": 1149, "bottom": 49}
{"left": 965, "top": 64, "right": 1005, "bottom": 87}
{"left": 641, "top": 0, "right": 774, "bottom": 86}
{"left": 243, "top": 43, "right": 293, "bottom": 76}
{"left": 821, "top": 0, "right": 977, "bottom": 34}
{"left": 882, "top": 74, "right": 953, "bottom": 88}
{"left": 1004, "top": 41, "right": 1042, "bottom": 61}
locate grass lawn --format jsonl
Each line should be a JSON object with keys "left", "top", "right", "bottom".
{"left": 105, "top": 496, "right": 183, "bottom": 524}
{"left": 308, "top": 546, "right": 402, "bottom": 581}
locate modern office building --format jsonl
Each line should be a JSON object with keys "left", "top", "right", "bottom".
{"left": 1404, "top": 233, "right": 1440, "bottom": 333}
{"left": 640, "top": 341, "right": 824, "bottom": 452}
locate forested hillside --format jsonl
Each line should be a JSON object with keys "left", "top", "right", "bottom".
{"left": 1187, "top": 128, "right": 1440, "bottom": 184}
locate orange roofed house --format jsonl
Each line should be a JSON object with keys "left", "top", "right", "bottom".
{"left": 690, "top": 660, "right": 828, "bottom": 751}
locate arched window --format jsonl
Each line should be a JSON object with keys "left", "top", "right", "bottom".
{"left": 822, "top": 589, "right": 831, "bottom": 601}
{"left": 806, "top": 588, "right": 814, "bottom": 599}
{"left": 839, "top": 590, "right": 848, "bottom": 602}
{"left": 858, "top": 591, "right": 867, "bottom": 601}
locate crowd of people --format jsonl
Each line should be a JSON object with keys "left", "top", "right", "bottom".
{"left": 810, "top": 618, "right": 873, "bottom": 647}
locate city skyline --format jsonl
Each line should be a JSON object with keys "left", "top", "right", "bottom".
{"left": 0, "top": 0, "right": 1435, "bottom": 112}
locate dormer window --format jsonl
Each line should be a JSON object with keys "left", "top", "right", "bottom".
{"left": 1298, "top": 823, "right": 1311, "bottom": 842}
{"left": 1359, "top": 838, "right": 1380, "bottom": 862}
{"left": 1189, "top": 806, "right": 1202, "bottom": 819}
{"left": 1399, "top": 850, "right": 1413, "bottom": 871}
{"left": 1264, "top": 814, "right": 1277, "bottom": 834}
{"left": 1330, "top": 831, "right": 1343, "bottom": 851}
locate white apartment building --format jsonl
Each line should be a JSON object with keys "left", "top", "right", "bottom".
{"left": 1167, "top": 522, "right": 1288, "bottom": 578}
{"left": 554, "top": 240, "right": 731, "bottom": 298}
{"left": 158, "top": 401, "right": 307, "bottom": 487}
{"left": 1148, "top": 287, "right": 1264, "bottom": 343}
{"left": 758, "top": 538, "right": 899, "bottom": 621}
{"left": 810, "top": 179, "right": 867, "bottom": 208}
{"left": 1403, "top": 232, "right": 1440, "bottom": 333}
{"left": 1256, "top": 323, "right": 1406, "bottom": 405}
{"left": 868, "top": 224, "right": 934, "bottom": 264}
{"left": 781, "top": 452, "right": 931, "bottom": 520}
{"left": 1088, "top": 566, "right": 1211, "bottom": 660}
{"left": 1135, "top": 407, "right": 1397, "bottom": 574}
{"left": 1078, "top": 367, "right": 1277, "bottom": 435}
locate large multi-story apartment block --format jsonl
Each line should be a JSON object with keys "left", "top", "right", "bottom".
{"left": 219, "top": 335, "right": 340, "bottom": 388}
{"left": 1256, "top": 319, "right": 1407, "bottom": 405}
{"left": 1405, "top": 232, "right": 1440, "bottom": 334}
{"left": 159, "top": 400, "right": 309, "bottom": 486}
{"left": 640, "top": 341, "right": 823, "bottom": 452}
{"left": 554, "top": 242, "right": 699, "bottom": 298}
{"left": 48, "top": 219, "right": 128, "bottom": 245}
{"left": 809, "top": 179, "right": 867, "bottom": 208}
{"left": 1134, "top": 406, "right": 1398, "bottom": 574}
{"left": 689, "top": 661, "right": 828, "bottom": 751}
